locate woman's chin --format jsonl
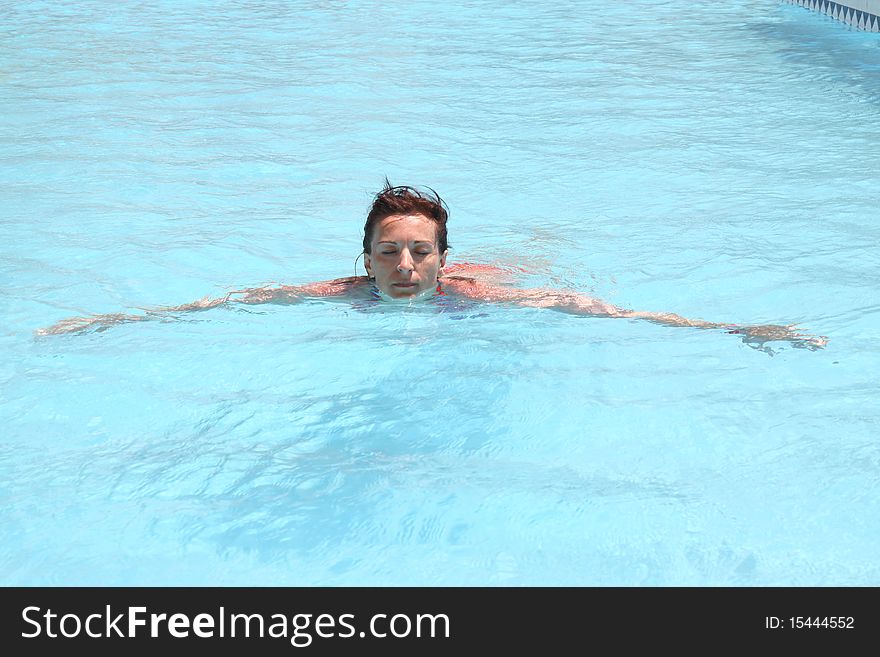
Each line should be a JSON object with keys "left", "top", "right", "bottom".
{"left": 374, "top": 282, "right": 435, "bottom": 302}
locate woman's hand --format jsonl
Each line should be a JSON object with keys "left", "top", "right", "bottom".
{"left": 728, "top": 324, "right": 828, "bottom": 351}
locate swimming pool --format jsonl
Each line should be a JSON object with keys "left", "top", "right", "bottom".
{"left": 2, "top": 0, "right": 879, "bottom": 585}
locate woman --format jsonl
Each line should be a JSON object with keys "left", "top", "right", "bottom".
{"left": 37, "top": 183, "right": 828, "bottom": 351}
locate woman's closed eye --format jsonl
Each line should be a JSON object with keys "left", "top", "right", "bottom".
{"left": 381, "top": 249, "right": 432, "bottom": 256}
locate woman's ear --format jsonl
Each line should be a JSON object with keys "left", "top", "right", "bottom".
{"left": 439, "top": 249, "right": 448, "bottom": 269}
{"left": 364, "top": 253, "right": 374, "bottom": 278}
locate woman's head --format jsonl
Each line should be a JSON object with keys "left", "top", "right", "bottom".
{"left": 362, "top": 182, "right": 449, "bottom": 298}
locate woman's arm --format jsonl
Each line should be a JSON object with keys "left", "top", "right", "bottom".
{"left": 35, "top": 277, "right": 367, "bottom": 336}
{"left": 442, "top": 277, "right": 829, "bottom": 351}
{"left": 35, "top": 294, "right": 229, "bottom": 336}
{"left": 614, "top": 309, "right": 828, "bottom": 350}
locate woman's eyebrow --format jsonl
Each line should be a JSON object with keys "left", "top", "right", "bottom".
{"left": 377, "top": 240, "right": 435, "bottom": 245}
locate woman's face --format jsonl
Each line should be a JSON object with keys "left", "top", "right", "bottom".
{"left": 364, "top": 214, "right": 447, "bottom": 298}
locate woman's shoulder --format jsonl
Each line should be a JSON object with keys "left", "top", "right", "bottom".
{"left": 443, "top": 262, "right": 506, "bottom": 275}
{"left": 441, "top": 262, "right": 525, "bottom": 282}
{"left": 294, "top": 275, "right": 369, "bottom": 296}
{"left": 440, "top": 264, "right": 524, "bottom": 302}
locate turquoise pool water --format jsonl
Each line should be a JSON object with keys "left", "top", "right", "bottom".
{"left": 2, "top": 0, "right": 879, "bottom": 585}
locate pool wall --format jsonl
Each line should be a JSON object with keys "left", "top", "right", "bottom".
{"left": 787, "top": 0, "right": 880, "bottom": 30}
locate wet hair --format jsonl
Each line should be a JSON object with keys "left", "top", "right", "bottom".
{"left": 362, "top": 180, "right": 449, "bottom": 255}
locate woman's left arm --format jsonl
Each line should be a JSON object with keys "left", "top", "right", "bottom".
{"left": 442, "top": 277, "right": 828, "bottom": 351}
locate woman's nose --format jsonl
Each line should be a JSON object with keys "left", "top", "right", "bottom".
{"left": 397, "top": 250, "right": 414, "bottom": 272}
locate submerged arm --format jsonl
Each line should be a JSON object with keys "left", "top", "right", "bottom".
{"left": 36, "top": 277, "right": 367, "bottom": 336}
{"left": 613, "top": 309, "right": 828, "bottom": 350}
{"left": 442, "top": 277, "right": 828, "bottom": 351}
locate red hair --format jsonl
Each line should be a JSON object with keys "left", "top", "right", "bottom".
{"left": 362, "top": 180, "right": 449, "bottom": 254}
